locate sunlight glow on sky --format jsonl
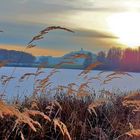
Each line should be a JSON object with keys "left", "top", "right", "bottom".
{"left": 107, "top": 12, "right": 140, "bottom": 48}
{"left": 1, "top": 0, "right": 140, "bottom": 56}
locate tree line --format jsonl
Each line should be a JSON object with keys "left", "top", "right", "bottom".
{"left": 0, "top": 49, "right": 35, "bottom": 65}
{"left": 1, "top": 47, "right": 140, "bottom": 72}
{"left": 96, "top": 47, "right": 140, "bottom": 72}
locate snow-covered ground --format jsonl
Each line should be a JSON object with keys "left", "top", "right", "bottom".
{"left": 0, "top": 67, "right": 140, "bottom": 100}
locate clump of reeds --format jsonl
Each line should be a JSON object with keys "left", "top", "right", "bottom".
{"left": 0, "top": 92, "right": 139, "bottom": 140}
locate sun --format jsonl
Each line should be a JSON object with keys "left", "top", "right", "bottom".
{"left": 107, "top": 12, "right": 140, "bottom": 48}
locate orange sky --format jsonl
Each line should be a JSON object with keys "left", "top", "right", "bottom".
{"left": 0, "top": 44, "right": 67, "bottom": 57}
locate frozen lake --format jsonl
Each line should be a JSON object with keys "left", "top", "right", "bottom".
{"left": 0, "top": 67, "right": 140, "bottom": 100}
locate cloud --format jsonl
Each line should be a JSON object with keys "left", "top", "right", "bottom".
{"left": 75, "top": 29, "right": 118, "bottom": 39}
{"left": 1, "top": 0, "right": 139, "bottom": 35}
{"left": 0, "top": 0, "right": 138, "bottom": 24}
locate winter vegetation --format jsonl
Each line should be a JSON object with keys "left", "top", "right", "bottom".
{"left": 0, "top": 92, "right": 140, "bottom": 140}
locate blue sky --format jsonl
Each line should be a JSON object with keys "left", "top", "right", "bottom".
{"left": 0, "top": 0, "right": 140, "bottom": 56}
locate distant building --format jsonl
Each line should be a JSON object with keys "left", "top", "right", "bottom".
{"left": 35, "top": 49, "right": 97, "bottom": 69}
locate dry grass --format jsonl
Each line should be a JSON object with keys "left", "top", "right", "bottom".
{"left": 0, "top": 92, "right": 139, "bottom": 140}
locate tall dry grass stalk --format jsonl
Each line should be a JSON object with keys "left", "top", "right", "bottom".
{"left": 79, "top": 61, "right": 102, "bottom": 76}
{"left": 125, "top": 129, "right": 140, "bottom": 138}
{"left": 0, "top": 100, "right": 51, "bottom": 132}
{"left": 53, "top": 118, "right": 71, "bottom": 140}
{"left": 27, "top": 26, "right": 74, "bottom": 48}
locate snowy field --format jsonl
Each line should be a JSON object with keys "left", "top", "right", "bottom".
{"left": 0, "top": 67, "right": 140, "bottom": 100}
